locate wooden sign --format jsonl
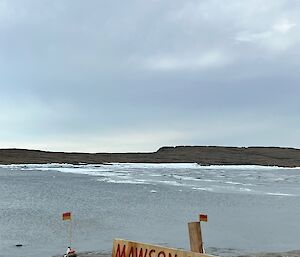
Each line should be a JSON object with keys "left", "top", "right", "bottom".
{"left": 112, "top": 239, "right": 216, "bottom": 257}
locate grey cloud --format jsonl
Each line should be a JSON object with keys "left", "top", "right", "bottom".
{"left": 0, "top": 0, "right": 300, "bottom": 151}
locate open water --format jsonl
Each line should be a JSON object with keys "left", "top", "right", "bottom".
{"left": 0, "top": 163, "right": 300, "bottom": 257}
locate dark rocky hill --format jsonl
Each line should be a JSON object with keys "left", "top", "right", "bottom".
{"left": 1, "top": 146, "right": 300, "bottom": 167}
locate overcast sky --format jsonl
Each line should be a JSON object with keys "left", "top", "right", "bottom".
{"left": 0, "top": 0, "right": 299, "bottom": 152}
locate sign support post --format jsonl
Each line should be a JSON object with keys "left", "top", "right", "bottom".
{"left": 188, "top": 222, "right": 203, "bottom": 253}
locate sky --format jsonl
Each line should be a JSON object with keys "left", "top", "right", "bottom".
{"left": 0, "top": 0, "right": 300, "bottom": 152}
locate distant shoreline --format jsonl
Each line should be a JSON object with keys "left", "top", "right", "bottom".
{"left": 1, "top": 146, "right": 300, "bottom": 167}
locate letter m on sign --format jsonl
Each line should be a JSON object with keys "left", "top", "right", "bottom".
{"left": 116, "top": 244, "right": 126, "bottom": 257}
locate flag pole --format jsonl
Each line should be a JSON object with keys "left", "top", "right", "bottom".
{"left": 199, "top": 213, "right": 208, "bottom": 253}
{"left": 62, "top": 212, "right": 72, "bottom": 248}
{"left": 69, "top": 219, "right": 72, "bottom": 248}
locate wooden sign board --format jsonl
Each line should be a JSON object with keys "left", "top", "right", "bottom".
{"left": 112, "top": 239, "right": 216, "bottom": 257}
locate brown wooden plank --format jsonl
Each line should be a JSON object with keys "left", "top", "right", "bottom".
{"left": 188, "top": 222, "right": 203, "bottom": 253}
{"left": 112, "top": 239, "right": 216, "bottom": 257}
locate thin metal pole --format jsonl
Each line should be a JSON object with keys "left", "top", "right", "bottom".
{"left": 69, "top": 220, "right": 72, "bottom": 248}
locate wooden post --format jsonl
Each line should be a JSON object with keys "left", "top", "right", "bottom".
{"left": 188, "top": 222, "right": 203, "bottom": 253}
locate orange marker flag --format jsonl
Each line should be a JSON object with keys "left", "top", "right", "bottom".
{"left": 62, "top": 212, "right": 71, "bottom": 221}
{"left": 199, "top": 214, "right": 208, "bottom": 222}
